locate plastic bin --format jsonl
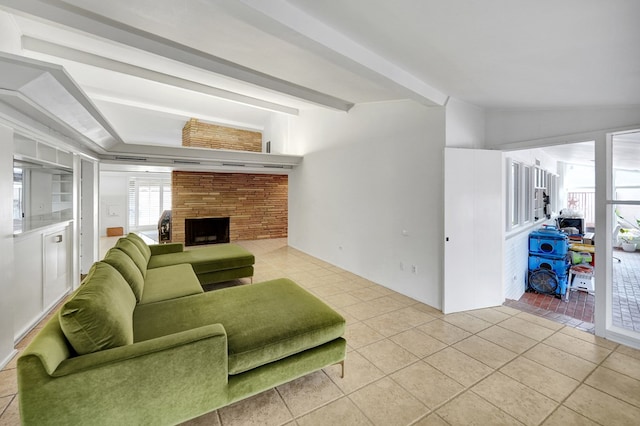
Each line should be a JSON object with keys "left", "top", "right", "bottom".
{"left": 528, "top": 253, "right": 570, "bottom": 277}
{"left": 529, "top": 226, "right": 569, "bottom": 256}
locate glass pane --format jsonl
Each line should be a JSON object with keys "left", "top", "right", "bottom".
{"left": 524, "top": 166, "right": 531, "bottom": 222}
{"left": 610, "top": 132, "right": 640, "bottom": 338}
{"left": 138, "top": 184, "right": 161, "bottom": 226}
{"left": 163, "top": 182, "right": 172, "bottom": 211}
{"left": 511, "top": 163, "right": 519, "bottom": 226}
{"left": 612, "top": 134, "right": 640, "bottom": 201}
{"left": 13, "top": 167, "right": 23, "bottom": 232}
{"left": 612, "top": 203, "right": 640, "bottom": 333}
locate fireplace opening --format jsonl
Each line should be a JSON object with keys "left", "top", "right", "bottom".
{"left": 185, "top": 217, "right": 230, "bottom": 246}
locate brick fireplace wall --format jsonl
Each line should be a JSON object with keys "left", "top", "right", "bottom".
{"left": 182, "top": 118, "right": 262, "bottom": 152}
{"left": 171, "top": 171, "right": 288, "bottom": 243}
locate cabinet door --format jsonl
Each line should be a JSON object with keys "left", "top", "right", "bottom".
{"left": 444, "top": 148, "right": 504, "bottom": 313}
{"left": 13, "top": 234, "right": 44, "bottom": 338}
{"left": 43, "top": 226, "right": 71, "bottom": 310}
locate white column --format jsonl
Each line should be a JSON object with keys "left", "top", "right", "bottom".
{"left": 0, "top": 124, "right": 16, "bottom": 368}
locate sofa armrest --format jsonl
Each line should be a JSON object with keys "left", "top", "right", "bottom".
{"left": 19, "top": 324, "right": 229, "bottom": 425}
{"left": 149, "top": 242, "right": 184, "bottom": 255}
{"left": 54, "top": 323, "right": 226, "bottom": 376}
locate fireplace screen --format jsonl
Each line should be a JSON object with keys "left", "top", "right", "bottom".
{"left": 185, "top": 217, "right": 230, "bottom": 246}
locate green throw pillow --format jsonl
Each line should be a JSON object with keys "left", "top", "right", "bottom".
{"left": 59, "top": 262, "right": 136, "bottom": 355}
{"left": 102, "top": 248, "right": 145, "bottom": 302}
{"left": 115, "top": 238, "right": 148, "bottom": 276}
{"left": 126, "top": 233, "right": 151, "bottom": 262}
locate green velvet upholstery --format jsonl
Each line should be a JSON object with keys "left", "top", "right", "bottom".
{"left": 114, "top": 238, "right": 148, "bottom": 276}
{"left": 18, "top": 318, "right": 229, "bottom": 425}
{"left": 58, "top": 262, "right": 136, "bottom": 355}
{"left": 197, "top": 266, "right": 254, "bottom": 286}
{"left": 227, "top": 338, "right": 346, "bottom": 403}
{"left": 147, "top": 243, "right": 255, "bottom": 284}
{"left": 149, "top": 242, "right": 183, "bottom": 255}
{"left": 141, "top": 264, "right": 203, "bottom": 304}
{"left": 133, "top": 278, "right": 346, "bottom": 374}
{"left": 102, "top": 248, "right": 145, "bottom": 302}
{"left": 125, "top": 232, "right": 151, "bottom": 262}
{"left": 18, "top": 240, "right": 345, "bottom": 425}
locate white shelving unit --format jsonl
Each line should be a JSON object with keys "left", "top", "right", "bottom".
{"left": 51, "top": 173, "right": 72, "bottom": 213}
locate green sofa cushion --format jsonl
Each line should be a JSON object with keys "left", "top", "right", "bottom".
{"left": 141, "top": 264, "right": 204, "bottom": 304}
{"left": 126, "top": 233, "right": 151, "bottom": 262}
{"left": 115, "top": 238, "right": 148, "bottom": 276}
{"left": 147, "top": 243, "right": 254, "bottom": 274}
{"left": 133, "top": 278, "right": 345, "bottom": 375}
{"left": 59, "top": 262, "right": 136, "bottom": 355}
{"left": 102, "top": 248, "right": 145, "bottom": 302}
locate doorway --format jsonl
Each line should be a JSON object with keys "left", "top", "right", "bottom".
{"left": 503, "top": 141, "right": 597, "bottom": 330}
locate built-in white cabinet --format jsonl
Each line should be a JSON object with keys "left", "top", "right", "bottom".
{"left": 13, "top": 222, "right": 73, "bottom": 340}
{"left": 43, "top": 226, "right": 71, "bottom": 310}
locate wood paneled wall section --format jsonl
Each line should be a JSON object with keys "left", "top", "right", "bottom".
{"left": 182, "top": 118, "right": 262, "bottom": 152}
{"left": 171, "top": 171, "right": 287, "bottom": 243}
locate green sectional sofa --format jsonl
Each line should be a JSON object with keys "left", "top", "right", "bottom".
{"left": 17, "top": 237, "right": 346, "bottom": 425}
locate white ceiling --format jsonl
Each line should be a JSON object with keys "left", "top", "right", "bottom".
{"left": 0, "top": 0, "right": 639, "bottom": 160}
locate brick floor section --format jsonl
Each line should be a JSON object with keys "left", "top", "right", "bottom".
{"left": 505, "top": 291, "right": 595, "bottom": 334}
{"left": 613, "top": 248, "right": 640, "bottom": 332}
{"left": 505, "top": 248, "right": 640, "bottom": 335}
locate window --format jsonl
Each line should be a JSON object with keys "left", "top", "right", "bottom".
{"left": 507, "top": 160, "right": 556, "bottom": 231}
{"left": 128, "top": 177, "right": 171, "bottom": 230}
{"left": 523, "top": 166, "right": 532, "bottom": 223}
{"left": 510, "top": 161, "right": 520, "bottom": 228}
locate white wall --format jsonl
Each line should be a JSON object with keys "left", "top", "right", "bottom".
{"left": 507, "top": 148, "right": 559, "bottom": 174}
{"left": 288, "top": 100, "right": 446, "bottom": 308}
{"left": 504, "top": 230, "right": 530, "bottom": 300}
{"left": 445, "top": 98, "right": 485, "bottom": 148}
{"left": 0, "top": 125, "right": 15, "bottom": 368}
{"left": 99, "top": 172, "right": 129, "bottom": 236}
{"left": 262, "top": 113, "right": 291, "bottom": 154}
{"left": 486, "top": 106, "right": 640, "bottom": 146}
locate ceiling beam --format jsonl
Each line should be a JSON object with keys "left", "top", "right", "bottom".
{"left": 235, "top": 0, "right": 449, "bottom": 107}
{"left": 86, "top": 88, "right": 266, "bottom": 132}
{"left": 0, "top": 0, "right": 354, "bottom": 111}
{"left": 21, "top": 36, "right": 299, "bottom": 116}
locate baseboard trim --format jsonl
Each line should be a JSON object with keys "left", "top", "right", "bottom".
{"left": 0, "top": 349, "right": 18, "bottom": 370}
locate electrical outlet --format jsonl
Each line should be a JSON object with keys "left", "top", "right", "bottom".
{"left": 411, "top": 265, "right": 417, "bottom": 274}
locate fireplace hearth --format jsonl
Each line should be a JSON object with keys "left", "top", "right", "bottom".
{"left": 185, "top": 217, "right": 230, "bottom": 246}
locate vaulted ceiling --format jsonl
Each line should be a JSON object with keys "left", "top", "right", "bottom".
{"left": 0, "top": 0, "right": 639, "bottom": 150}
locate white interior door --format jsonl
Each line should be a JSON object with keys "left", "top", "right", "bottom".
{"left": 444, "top": 148, "right": 504, "bottom": 314}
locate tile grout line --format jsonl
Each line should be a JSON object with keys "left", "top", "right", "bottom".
{"left": 536, "top": 338, "right": 621, "bottom": 425}
{"left": 0, "top": 394, "right": 16, "bottom": 421}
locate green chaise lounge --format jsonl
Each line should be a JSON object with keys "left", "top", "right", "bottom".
{"left": 116, "top": 233, "right": 255, "bottom": 286}
{"left": 17, "top": 261, "right": 346, "bottom": 425}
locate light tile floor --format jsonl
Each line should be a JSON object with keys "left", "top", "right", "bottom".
{"left": 2, "top": 238, "right": 640, "bottom": 425}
